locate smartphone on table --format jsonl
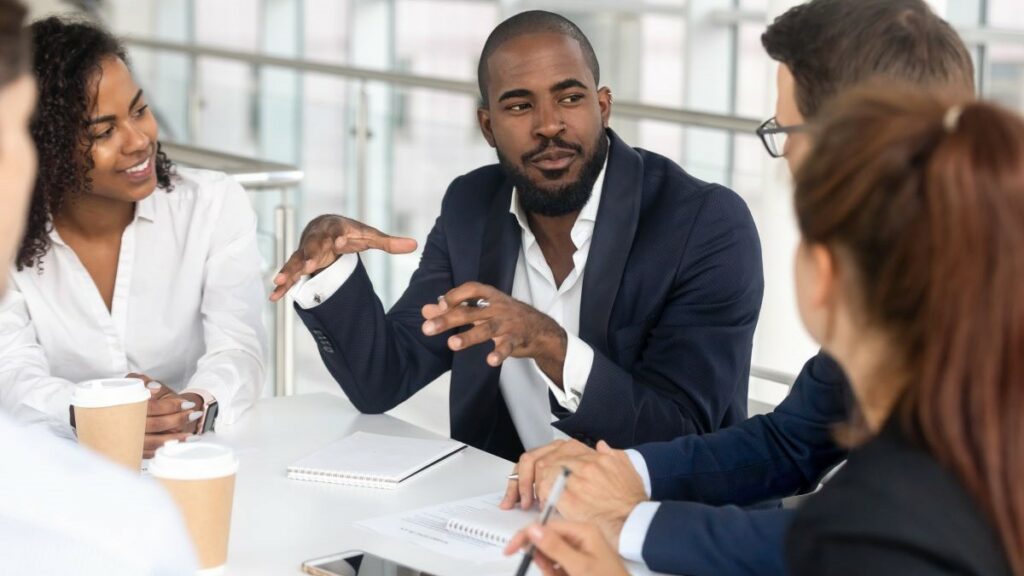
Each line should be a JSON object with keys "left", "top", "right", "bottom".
{"left": 301, "top": 551, "right": 431, "bottom": 576}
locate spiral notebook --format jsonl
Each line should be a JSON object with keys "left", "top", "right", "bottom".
{"left": 444, "top": 499, "right": 546, "bottom": 547}
{"left": 287, "top": 431, "right": 466, "bottom": 489}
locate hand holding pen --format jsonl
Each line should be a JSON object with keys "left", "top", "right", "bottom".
{"left": 502, "top": 466, "right": 629, "bottom": 576}
{"left": 513, "top": 466, "right": 570, "bottom": 576}
{"left": 419, "top": 282, "right": 569, "bottom": 379}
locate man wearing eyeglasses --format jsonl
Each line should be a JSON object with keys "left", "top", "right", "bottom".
{"left": 504, "top": 1, "right": 977, "bottom": 575}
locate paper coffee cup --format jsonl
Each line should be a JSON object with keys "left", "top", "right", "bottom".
{"left": 150, "top": 441, "right": 238, "bottom": 575}
{"left": 71, "top": 378, "right": 149, "bottom": 470}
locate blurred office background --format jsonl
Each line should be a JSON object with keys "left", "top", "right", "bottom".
{"left": 26, "top": 0, "right": 1024, "bottom": 433}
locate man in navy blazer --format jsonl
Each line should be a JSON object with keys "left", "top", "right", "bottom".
{"left": 271, "top": 11, "right": 763, "bottom": 463}
{"left": 502, "top": 1, "right": 978, "bottom": 574}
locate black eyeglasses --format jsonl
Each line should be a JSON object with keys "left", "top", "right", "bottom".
{"left": 756, "top": 117, "right": 808, "bottom": 158}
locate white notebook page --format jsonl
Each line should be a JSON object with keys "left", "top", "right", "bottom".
{"left": 287, "top": 431, "right": 465, "bottom": 485}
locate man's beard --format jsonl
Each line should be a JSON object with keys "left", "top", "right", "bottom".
{"left": 497, "top": 133, "right": 609, "bottom": 217}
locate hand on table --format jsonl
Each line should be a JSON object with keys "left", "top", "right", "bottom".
{"left": 269, "top": 214, "right": 417, "bottom": 302}
{"left": 504, "top": 520, "right": 630, "bottom": 576}
{"left": 503, "top": 440, "right": 646, "bottom": 548}
{"left": 421, "top": 282, "right": 568, "bottom": 385}
{"left": 128, "top": 373, "right": 203, "bottom": 458}
{"left": 502, "top": 439, "right": 593, "bottom": 510}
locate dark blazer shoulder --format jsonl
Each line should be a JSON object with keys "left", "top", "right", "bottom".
{"left": 634, "top": 147, "right": 755, "bottom": 235}
{"left": 439, "top": 163, "right": 506, "bottom": 214}
{"left": 787, "top": 422, "right": 1012, "bottom": 576}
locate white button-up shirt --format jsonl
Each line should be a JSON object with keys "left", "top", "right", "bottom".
{"left": 293, "top": 158, "right": 606, "bottom": 450}
{"left": 0, "top": 168, "right": 266, "bottom": 431}
{"left": 0, "top": 413, "right": 197, "bottom": 575}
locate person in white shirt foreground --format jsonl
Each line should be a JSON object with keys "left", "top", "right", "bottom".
{"left": 0, "top": 16, "right": 266, "bottom": 456}
{"left": 0, "top": 3, "right": 196, "bottom": 573}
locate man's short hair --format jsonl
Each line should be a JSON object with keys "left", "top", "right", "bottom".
{"left": 762, "top": 0, "right": 975, "bottom": 119}
{"left": 477, "top": 10, "right": 600, "bottom": 106}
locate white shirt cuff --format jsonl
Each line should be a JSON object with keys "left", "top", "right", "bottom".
{"left": 625, "top": 449, "right": 652, "bottom": 498}
{"left": 534, "top": 334, "right": 594, "bottom": 412}
{"left": 290, "top": 253, "right": 359, "bottom": 309}
{"left": 619, "top": 501, "right": 660, "bottom": 564}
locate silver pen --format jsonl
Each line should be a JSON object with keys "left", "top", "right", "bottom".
{"left": 437, "top": 295, "right": 490, "bottom": 308}
{"left": 514, "top": 466, "right": 571, "bottom": 576}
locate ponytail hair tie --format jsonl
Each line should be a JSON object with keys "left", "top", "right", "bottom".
{"left": 943, "top": 105, "right": 965, "bottom": 134}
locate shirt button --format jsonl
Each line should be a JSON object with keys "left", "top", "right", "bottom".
{"left": 313, "top": 294, "right": 322, "bottom": 304}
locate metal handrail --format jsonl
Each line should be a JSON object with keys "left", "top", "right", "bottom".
{"left": 161, "top": 142, "right": 304, "bottom": 189}
{"left": 123, "top": 36, "right": 762, "bottom": 134}
{"left": 751, "top": 365, "right": 796, "bottom": 387}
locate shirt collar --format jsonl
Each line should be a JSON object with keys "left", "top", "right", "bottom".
{"left": 509, "top": 140, "right": 609, "bottom": 241}
{"left": 46, "top": 192, "right": 159, "bottom": 246}
{"left": 135, "top": 192, "right": 157, "bottom": 223}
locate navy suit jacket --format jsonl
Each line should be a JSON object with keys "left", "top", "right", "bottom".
{"left": 635, "top": 351, "right": 851, "bottom": 575}
{"left": 297, "top": 129, "right": 763, "bottom": 462}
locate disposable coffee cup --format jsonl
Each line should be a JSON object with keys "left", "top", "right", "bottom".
{"left": 71, "top": 378, "right": 149, "bottom": 470}
{"left": 150, "top": 440, "right": 238, "bottom": 575}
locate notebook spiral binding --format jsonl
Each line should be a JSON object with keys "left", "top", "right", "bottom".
{"left": 445, "top": 518, "right": 510, "bottom": 546}
{"left": 287, "top": 467, "right": 398, "bottom": 490}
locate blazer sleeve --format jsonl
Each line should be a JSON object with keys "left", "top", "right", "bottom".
{"left": 634, "top": 351, "right": 849, "bottom": 505}
{"left": 555, "top": 185, "right": 763, "bottom": 446}
{"left": 643, "top": 501, "right": 793, "bottom": 576}
{"left": 294, "top": 183, "right": 461, "bottom": 414}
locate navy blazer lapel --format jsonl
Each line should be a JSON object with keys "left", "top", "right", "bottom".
{"left": 478, "top": 179, "right": 520, "bottom": 294}
{"left": 580, "top": 129, "right": 644, "bottom": 355}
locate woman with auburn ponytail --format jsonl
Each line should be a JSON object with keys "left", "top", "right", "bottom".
{"left": 785, "top": 82, "right": 1023, "bottom": 575}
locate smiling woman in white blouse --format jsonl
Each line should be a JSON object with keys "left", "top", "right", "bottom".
{"left": 0, "top": 17, "right": 265, "bottom": 456}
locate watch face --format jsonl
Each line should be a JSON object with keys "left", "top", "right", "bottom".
{"left": 203, "top": 401, "right": 219, "bottom": 433}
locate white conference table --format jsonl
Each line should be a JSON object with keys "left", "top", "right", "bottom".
{"left": 212, "top": 392, "right": 656, "bottom": 576}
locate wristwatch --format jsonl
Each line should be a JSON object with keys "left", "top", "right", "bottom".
{"left": 200, "top": 399, "right": 219, "bottom": 433}
{"left": 184, "top": 388, "right": 219, "bottom": 434}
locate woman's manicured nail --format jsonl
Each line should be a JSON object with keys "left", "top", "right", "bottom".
{"left": 187, "top": 411, "right": 202, "bottom": 422}
{"left": 180, "top": 401, "right": 196, "bottom": 410}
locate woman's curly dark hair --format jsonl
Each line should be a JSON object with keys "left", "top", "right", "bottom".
{"left": 17, "top": 16, "right": 174, "bottom": 270}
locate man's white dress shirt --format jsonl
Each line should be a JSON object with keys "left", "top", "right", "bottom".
{"left": 0, "top": 413, "right": 198, "bottom": 575}
{"left": 293, "top": 159, "right": 607, "bottom": 450}
{"left": 0, "top": 168, "right": 266, "bottom": 431}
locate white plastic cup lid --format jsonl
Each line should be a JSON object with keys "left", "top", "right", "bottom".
{"left": 149, "top": 440, "right": 238, "bottom": 480}
{"left": 70, "top": 378, "right": 150, "bottom": 408}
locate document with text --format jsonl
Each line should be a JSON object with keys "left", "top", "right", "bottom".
{"left": 356, "top": 492, "right": 527, "bottom": 564}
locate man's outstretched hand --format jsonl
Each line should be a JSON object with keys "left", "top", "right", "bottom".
{"left": 270, "top": 214, "right": 417, "bottom": 302}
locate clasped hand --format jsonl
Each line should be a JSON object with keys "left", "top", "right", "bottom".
{"left": 127, "top": 373, "right": 203, "bottom": 459}
{"left": 501, "top": 439, "right": 647, "bottom": 549}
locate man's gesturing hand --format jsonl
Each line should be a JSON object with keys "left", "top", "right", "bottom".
{"left": 269, "top": 214, "right": 417, "bottom": 302}
{"left": 420, "top": 282, "right": 568, "bottom": 384}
